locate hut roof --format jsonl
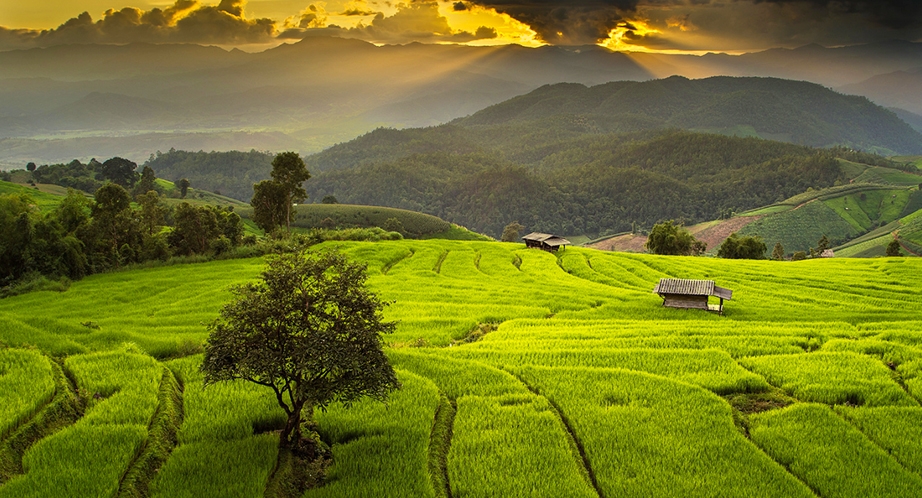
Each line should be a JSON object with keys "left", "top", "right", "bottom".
{"left": 522, "top": 232, "right": 556, "bottom": 242}
{"left": 653, "top": 278, "right": 732, "bottom": 300}
{"left": 522, "top": 232, "right": 572, "bottom": 247}
{"left": 544, "top": 237, "right": 572, "bottom": 247}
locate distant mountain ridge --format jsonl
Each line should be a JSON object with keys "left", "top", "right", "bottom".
{"left": 455, "top": 76, "right": 922, "bottom": 155}
{"left": 2, "top": 37, "right": 922, "bottom": 167}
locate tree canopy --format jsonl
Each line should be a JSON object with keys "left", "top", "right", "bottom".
{"left": 644, "top": 220, "right": 706, "bottom": 256}
{"left": 718, "top": 233, "right": 768, "bottom": 259}
{"left": 201, "top": 249, "right": 400, "bottom": 449}
{"left": 887, "top": 239, "right": 903, "bottom": 257}
{"left": 271, "top": 152, "right": 311, "bottom": 231}
{"left": 771, "top": 242, "right": 785, "bottom": 261}
{"left": 251, "top": 152, "right": 311, "bottom": 233}
{"left": 501, "top": 222, "right": 525, "bottom": 242}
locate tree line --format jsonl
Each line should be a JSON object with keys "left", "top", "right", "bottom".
{"left": 0, "top": 161, "right": 247, "bottom": 292}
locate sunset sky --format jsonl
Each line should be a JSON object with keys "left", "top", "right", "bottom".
{"left": 1, "top": 0, "right": 920, "bottom": 53}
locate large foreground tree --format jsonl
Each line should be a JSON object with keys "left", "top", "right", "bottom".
{"left": 201, "top": 249, "right": 400, "bottom": 448}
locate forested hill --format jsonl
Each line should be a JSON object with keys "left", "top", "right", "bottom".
{"left": 131, "top": 75, "right": 921, "bottom": 238}
{"left": 304, "top": 130, "right": 865, "bottom": 237}
{"left": 453, "top": 76, "right": 922, "bottom": 156}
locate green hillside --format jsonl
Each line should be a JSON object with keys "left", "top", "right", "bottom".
{"left": 1, "top": 240, "right": 921, "bottom": 496}
{"left": 234, "top": 203, "right": 483, "bottom": 240}
{"left": 304, "top": 130, "right": 853, "bottom": 237}
{"left": 835, "top": 206, "right": 922, "bottom": 257}
{"left": 144, "top": 150, "right": 276, "bottom": 202}
{"left": 456, "top": 76, "right": 922, "bottom": 155}
{"left": 118, "top": 76, "right": 920, "bottom": 239}
{"left": 0, "top": 182, "right": 71, "bottom": 211}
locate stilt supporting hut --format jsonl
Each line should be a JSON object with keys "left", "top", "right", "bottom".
{"left": 653, "top": 278, "right": 733, "bottom": 315}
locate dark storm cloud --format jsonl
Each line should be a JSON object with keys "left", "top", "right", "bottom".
{"left": 463, "top": 0, "right": 645, "bottom": 45}
{"left": 463, "top": 0, "right": 922, "bottom": 46}
{"left": 753, "top": 0, "right": 922, "bottom": 29}
{"left": 0, "top": 0, "right": 275, "bottom": 50}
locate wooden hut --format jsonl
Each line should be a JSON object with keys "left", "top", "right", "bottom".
{"left": 522, "top": 232, "right": 571, "bottom": 252}
{"left": 652, "top": 278, "right": 732, "bottom": 314}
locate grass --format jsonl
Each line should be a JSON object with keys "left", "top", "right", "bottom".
{"left": 750, "top": 404, "right": 922, "bottom": 497}
{"left": 448, "top": 394, "right": 596, "bottom": 498}
{"left": 517, "top": 366, "right": 814, "bottom": 497}
{"left": 0, "top": 424, "right": 147, "bottom": 498}
{"left": 823, "top": 188, "right": 912, "bottom": 232}
{"left": 736, "top": 204, "right": 793, "bottom": 216}
{"left": 238, "top": 203, "right": 453, "bottom": 237}
{"left": 0, "top": 181, "right": 70, "bottom": 212}
{"left": 739, "top": 352, "right": 918, "bottom": 406}
{"left": 150, "top": 435, "right": 279, "bottom": 498}
{"left": 305, "top": 370, "right": 440, "bottom": 498}
{"left": 0, "top": 350, "right": 54, "bottom": 441}
{"left": 2, "top": 239, "right": 922, "bottom": 495}
{"left": 837, "top": 407, "right": 922, "bottom": 475}
{"left": 853, "top": 166, "right": 922, "bottom": 186}
{"left": 147, "top": 355, "right": 282, "bottom": 496}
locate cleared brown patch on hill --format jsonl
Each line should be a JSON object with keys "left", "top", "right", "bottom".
{"left": 589, "top": 216, "right": 763, "bottom": 253}
{"left": 694, "top": 216, "right": 763, "bottom": 251}
{"left": 587, "top": 233, "right": 648, "bottom": 252}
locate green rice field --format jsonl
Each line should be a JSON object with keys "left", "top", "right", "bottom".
{"left": 1, "top": 239, "right": 921, "bottom": 496}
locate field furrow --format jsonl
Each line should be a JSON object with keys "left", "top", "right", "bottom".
{"left": 1, "top": 239, "right": 921, "bottom": 496}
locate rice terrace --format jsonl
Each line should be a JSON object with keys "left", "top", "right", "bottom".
{"left": 1, "top": 237, "right": 921, "bottom": 497}
{"left": 5, "top": 0, "right": 922, "bottom": 495}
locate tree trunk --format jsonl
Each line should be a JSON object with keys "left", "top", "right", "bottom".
{"left": 280, "top": 409, "right": 301, "bottom": 447}
{"left": 286, "top": 193, "right": 291, "bottom": 233}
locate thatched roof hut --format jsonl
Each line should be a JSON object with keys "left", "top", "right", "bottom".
{"left": 653, "top": 278, "right": 732, "bottom": 314}
{"left": 522, "top": 232, "right": 571, "bottom": 252}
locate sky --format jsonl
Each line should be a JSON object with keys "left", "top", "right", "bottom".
{"left": 1, "top": 0, "right": 920, "bottom": 53}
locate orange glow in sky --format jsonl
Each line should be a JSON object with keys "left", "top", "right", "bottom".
{"left": 440, "top": 3, "right": 543, "bottom": 47}
{"left": 599, "top": 20, "right": 661, "bottom": 53}
{"left": 0, "top": 1, "right": 725, "bottom": 54}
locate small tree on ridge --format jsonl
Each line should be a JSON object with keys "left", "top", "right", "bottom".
{"left": 501, "top": 221, "right": 525, "bottom": 242}
{"left": 645, "top": 220, "right": 706, "bottom": 256}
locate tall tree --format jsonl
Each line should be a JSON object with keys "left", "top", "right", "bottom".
{"left": 136, "top": 191, "right": 169, "bottom": 236}
{"left": 201, "top": 249, "right": 400, "bottom": 450}
{"left": 133, "top": 166, "right": 159, "bottom": 198}
{"left": 178, "top": 178, "right": 191, "bottom": 199}
{"left": 169, "top": 202, "right": 219, "bottom": 256}
{"left": 99, "top": 157, "right": 140, "bottom": 189}
{"left": 251, "top": 180, "right": 289, "bottom": 233}
{"left": 88, "top": 183, "right": 141, "bottom": 268}
{"left": 816, "top": 234, "right": 830, "bottom": 254}
{"left": 269, "top": 152, "right": 311, "bottom": 232}
{"left": 771, "top": 242, "right": 785, "bottom": 261}
{"left": 0, "top": 193, "right": 35, "bottom": 284}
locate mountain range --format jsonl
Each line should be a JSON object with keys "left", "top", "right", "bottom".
{"left": 1, "top": 37, "right": 922, "bottom": 168}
